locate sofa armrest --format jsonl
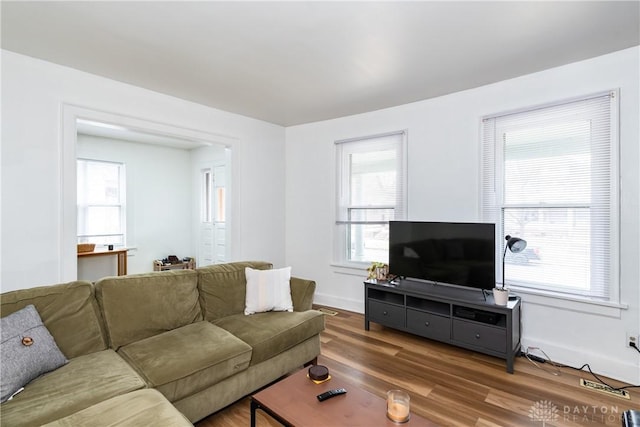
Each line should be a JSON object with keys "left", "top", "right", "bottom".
{"left": 290, "top": 277, "right": 316, "bottom": 311}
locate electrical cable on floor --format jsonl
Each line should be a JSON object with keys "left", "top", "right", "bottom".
{"left": 523, "top": 346, "right": 561, "bottom": 376}
{"left": 522, "top": 345, "right": 640, "bottom": 391}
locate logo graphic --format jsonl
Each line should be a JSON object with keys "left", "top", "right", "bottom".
{"left": 529, "top": 400, "right": 559, "bottom": 426}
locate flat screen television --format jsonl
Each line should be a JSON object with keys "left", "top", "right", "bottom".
{"left": 389, "top": 221, "right": 495, "bottom": 291}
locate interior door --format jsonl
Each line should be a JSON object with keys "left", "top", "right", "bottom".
{"left": 213, "top": 165, "right": 226, "bottom": 263}
{"left": 198, "top": 164, "right": 227, "bottom": 266}
{"left": 198, "top": 168, "right": 215, "bottom": 267}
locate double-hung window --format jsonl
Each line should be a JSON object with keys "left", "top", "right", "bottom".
{"left": 481, "top": 91, "right": 618, "bottom": 301}
{"left": 77, "top": 159, "right": 126, "bottom": 247}
{"left": 335, "top": 131, "right": 407, "bottom": 265}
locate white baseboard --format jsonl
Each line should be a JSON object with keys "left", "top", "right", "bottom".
{"left": 313, "top": 292, "right": 363, "bottom": 314}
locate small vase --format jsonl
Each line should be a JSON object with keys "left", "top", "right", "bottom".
{"left": 493, "top": 288, "right": 509, "bottom": 306}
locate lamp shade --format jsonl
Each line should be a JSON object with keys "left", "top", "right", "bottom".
{"left": 505, "top": 235, "right": 527, "bottom": 253}
{"left": 501, "top": 235, "right": 528, "bottom": 290}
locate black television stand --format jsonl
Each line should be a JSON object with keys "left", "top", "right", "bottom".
{"left": 364, "top": 278, "right": 521, "bottom": 373}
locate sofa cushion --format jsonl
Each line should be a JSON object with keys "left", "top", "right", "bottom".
{"left": 117, "top": 321, "right": 252, "bottom": 403}
{"left": 1, "top": 305, "right": 68, "bottom": 403}
{"left": 197, "top": 261, "right": 272, "bottom": 321}
{"left": 0, "top": 280, "right": 107, "bottom": 358}
{"left": 41, "top": 389, "right": 193, "bottom": 427}
{"left": 215, "top": 310, "right": 325, "bottom": 365}
{"left": 244, "top": 266, "right": 293, "bottom": 315}
{"left": 0, "top": 349, "right": 145, "bottom": 427}
{"left": 95, "top": 270, "right": 202, "bottom": 349}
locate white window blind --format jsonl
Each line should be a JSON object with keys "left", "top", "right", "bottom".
{"left": 77, "top": 159, "right": 126, "bottom": 246}
{"left": 335, "top": 131, "right": 407, "bottom": 264}
{"left": 481, "top": 91, "right": 618, "bottom": 301}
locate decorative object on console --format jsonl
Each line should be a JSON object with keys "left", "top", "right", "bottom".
{"left": 366, "top": 262, "right": 389, "bottom": 281}
{"left": 495, "top": 235, "right": 527, "bottom": 306}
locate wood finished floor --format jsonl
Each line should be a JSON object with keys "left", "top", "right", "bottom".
{"left": 197, "top": 306, "right": 640, "bottom": 427}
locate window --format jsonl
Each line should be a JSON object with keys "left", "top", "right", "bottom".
{"left": 202, "top": 168, "right": 213, "bottom": 223}
{"left": 201, "top": 167, "right": 226, "bottom": 223}
{"left": 481, "top": 91, "right": 618, "bottom": 301}
{"left": 216, "top": 187, "right": 226, "bottom": 223}
{"left": 77, "top": 159, "right": 126, "bottom": 246}
{"left": 214, "top": 165, "right": 226, "bottom": 223}
{"left": 335, "top": 131, "right": 407, "bottom": 265}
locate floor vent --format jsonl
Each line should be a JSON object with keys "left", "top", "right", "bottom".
{"left": 318, "top": 308, "right": 339, "bottom": 316}
{"left": 580, "top": 379, "right": 630, "bottom": 399}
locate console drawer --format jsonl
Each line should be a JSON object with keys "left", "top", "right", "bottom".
{"left": 452, "top": 319, "right": 506, "bottom": 353}
{"left": 406, "top": 309, "right": 450, "bottom": 342}
{"left": 368, "top": 300, "right": 405, "bottom": 329}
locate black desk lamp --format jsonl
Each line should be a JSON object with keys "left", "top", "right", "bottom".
{"left": 502, "top": 235, "right": 527, "bottom": 289}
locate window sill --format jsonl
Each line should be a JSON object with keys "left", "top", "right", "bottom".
{"left": 330, "top": 262, "right": 368, "bottom": 277}
{"left": 509, "top": 286, "right": 627, "bottom": 318}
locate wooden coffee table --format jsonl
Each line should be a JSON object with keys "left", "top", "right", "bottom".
{"left": 250, "top": 368, "right": 436, "bottom": 426}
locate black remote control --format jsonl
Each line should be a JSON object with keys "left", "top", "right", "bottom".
{"left": 317, "top": 388, "right": 347, "bottom": 401}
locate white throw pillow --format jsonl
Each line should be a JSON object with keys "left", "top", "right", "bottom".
{"left": 244, "top": 267, "right": 294, "bottom": 315}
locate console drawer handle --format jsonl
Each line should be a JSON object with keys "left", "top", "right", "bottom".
{"left": 424, "top": 321, "right": 430, "bottom": 327}
{"left": 383, "top": 311, "right": 388, "bottom": 316}
{"left": 475, "top": 333, "right": 481, "bottom": 339}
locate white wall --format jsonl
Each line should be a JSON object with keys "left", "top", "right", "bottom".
{"left": 285, "top": 47, "right": 640, "bottom": 384}
{"left": 2, "top": 45, "right": 638, "bottom": 384}
{"left": 77, "top": 134, "right": 193, "bottom": 276}
{"left": 1, "top": 49, "right": 286, "bottom": 290}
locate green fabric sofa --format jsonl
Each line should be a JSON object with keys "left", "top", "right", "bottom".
{"left": 0, "top": 261, "right": 324, "bottom": 426}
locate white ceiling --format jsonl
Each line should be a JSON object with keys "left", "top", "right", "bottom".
{"left": 2, "top": 1, "right": 639, "bottom": 126}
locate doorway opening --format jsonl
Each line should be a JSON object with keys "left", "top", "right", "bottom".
{"left": 62, "top": 105, "right": 236, "bottom": 281}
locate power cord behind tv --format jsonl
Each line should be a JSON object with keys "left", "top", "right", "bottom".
{"left": 521, "top": 347, "right": 560, "bottom": 376}
{"left": 523, "top": 352, "right": 547, "bottom": 364}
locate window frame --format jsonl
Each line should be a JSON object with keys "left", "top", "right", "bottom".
{"left": 76, "top": 158, "right": 127, "bottom": 247}
{"left": 481, "top": 91, "right": 620, "bottom": 303}
{"left": 334, "top": 130, "right": 408, "bottom": 267}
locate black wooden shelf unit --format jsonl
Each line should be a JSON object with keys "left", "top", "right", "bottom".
{"left": 364, "top": 279, "right": 521, "bottom": 373}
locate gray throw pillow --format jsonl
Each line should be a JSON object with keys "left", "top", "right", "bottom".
{"left": 1, "top": 304, "right": 68, "bottom": 403}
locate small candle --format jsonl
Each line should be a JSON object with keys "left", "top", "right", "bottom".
{"left": 387, "top": 390, "right": 410, "bottom": 423}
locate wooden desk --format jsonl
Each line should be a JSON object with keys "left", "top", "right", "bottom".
{"left": 77, "top": 248, "right": 128, "bottom": 276}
